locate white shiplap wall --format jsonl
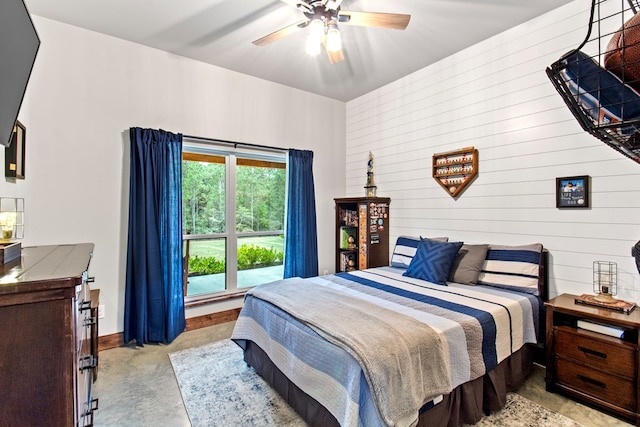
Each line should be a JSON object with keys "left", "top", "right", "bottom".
{"left": 345, "top": 0, "right": 640, "bottom": 302}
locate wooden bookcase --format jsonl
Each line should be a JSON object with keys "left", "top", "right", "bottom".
{"left": 334, "top": 197, "right": 390, "bottom": 272}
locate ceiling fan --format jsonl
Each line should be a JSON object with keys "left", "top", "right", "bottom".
{"left": 252, "top": 0, "right": 411, "bottom": 64}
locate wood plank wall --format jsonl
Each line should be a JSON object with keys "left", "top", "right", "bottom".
{"left": 345, "top": 1, "right": 640, "bottom": 302}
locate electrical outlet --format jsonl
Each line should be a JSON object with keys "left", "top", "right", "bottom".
{"left": 323, "top": 269, "right": 329, "bottom": 275}
{"left": 98, "top": 304, "right": 105, "bottom": 319}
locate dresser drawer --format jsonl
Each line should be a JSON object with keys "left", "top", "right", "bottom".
{"left": 555, "top": 327, "right": 636, "bottom": 378}
{"left": 556, "top": 357, "right": 636, "bottom": 411}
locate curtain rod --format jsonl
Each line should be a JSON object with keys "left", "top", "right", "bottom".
{"left": 183, "top": 134, "right": 288, "bottom": 154}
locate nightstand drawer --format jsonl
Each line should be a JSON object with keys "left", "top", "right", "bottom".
{"left": 556, "top": 358, "right": 636, "bottom": 411}
{"left": 555, "top": 327, "right": 636, "bottom": 378}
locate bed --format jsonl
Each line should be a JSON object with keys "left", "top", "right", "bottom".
{"left": 231, "top": 237, "right": 547, "bottom": 427}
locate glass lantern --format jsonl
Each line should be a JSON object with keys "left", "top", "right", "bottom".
{"left": 0, "top": 197, "right": 24, "bottom": 241}
{"left": 593, "top": 261, "right": 617, "bottom": 303}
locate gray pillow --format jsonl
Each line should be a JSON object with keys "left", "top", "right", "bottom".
{"left": 448, "top": 244, "right": 489, "bottom": 285}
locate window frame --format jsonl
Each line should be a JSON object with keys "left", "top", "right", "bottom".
{"left": 182, "top": 140, "right": 287, "bottom": 303}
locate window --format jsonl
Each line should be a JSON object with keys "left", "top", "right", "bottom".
{"left": 182, "top": 143, "right": 286, "bottom": 300}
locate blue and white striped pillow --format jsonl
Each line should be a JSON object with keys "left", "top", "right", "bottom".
{"left": 390, "top": 235, "right": 449, "bottom": 269}
{"left": 477, "top": 243, "right": 543, "bottom": 294}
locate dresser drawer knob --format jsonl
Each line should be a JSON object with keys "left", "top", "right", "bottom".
{"left": 82, "top": 398, "right": 99, "bottom": 426}
{"left": 578, "top": 346, "right": 607, "bottom": 359}
{"left": 79, "top": 355, "right": 97, "bottom": 371}
{"left": 78, "top": 300, "right": 92, "bottom": 312}
{"left": 577, "top": 374, "right": 606, "bottom": 388}
{"left": 84, "top": 316, "right": 96, "bottom": 328}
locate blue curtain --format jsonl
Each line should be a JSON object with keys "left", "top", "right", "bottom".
{"left": 124, "top": 127, "right": 185, "bottom": 345}
{"left": 284, "top": 149, "right": 319, "bottom": 278}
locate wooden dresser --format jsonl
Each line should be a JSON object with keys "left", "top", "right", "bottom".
{"left": 0, "top": 243, "right": 97, "bottom": 426}
{"left": 545, "top": 293, "right": 640, "bottom": 426}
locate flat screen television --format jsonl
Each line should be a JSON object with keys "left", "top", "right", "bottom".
{"left": 0, "top": 0, "right": 40, "bottom": 147}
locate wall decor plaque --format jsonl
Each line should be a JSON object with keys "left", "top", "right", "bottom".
{"left": 432, "top": 146, "right": 478, "bottom": 198}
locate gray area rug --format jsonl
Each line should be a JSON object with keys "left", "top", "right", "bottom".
{"left": 169, "top": 339, "right": 582, "bottom": 427}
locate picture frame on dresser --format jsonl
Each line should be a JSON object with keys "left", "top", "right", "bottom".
{"left": 556, "top": 175, "right": 589, "bottom": 208}
{"left": 4, "top": 120, "right": 25, "bottom": 179}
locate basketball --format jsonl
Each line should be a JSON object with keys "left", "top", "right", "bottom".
{"left": 604, "top": 12, "right": 640, "bottom": 91}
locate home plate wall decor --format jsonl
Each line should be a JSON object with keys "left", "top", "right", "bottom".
{"left": 432, "top": 146, "right": 478, "bottom": 198}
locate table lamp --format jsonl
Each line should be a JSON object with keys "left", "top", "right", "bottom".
{"left": 593, "top": 261, "right": 617, "bottom": 303}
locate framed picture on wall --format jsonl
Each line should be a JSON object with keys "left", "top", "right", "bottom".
{"left": 5, "top": 120, "right": 25, "bottom": 179}
{"left": 556, "top": 175, "right": 589, "bottom": 208}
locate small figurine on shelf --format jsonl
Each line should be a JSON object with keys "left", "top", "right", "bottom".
{"left": 364, "top": 151, "right": 377, "bottom": 197}
{"left": 347, "top": 235, "right": 356, "bottom": 250}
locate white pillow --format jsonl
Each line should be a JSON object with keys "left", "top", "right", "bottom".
{"left": 390, "top": 235, "right": 448, "bottom": 269}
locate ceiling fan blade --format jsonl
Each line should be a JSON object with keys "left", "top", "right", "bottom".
{"left": 280, "top": 0, "right": 302, "bottom": 7}
{"left": 252, "top": 20, "right": 309, "bottom": 46}
{"left": 279, "top": 0, "right": 313, "bottom": 13}
{"left": 326, "top": 46, "right": 345, "bottom": 64}
{"left": 338, "top": 11, "right": 411, "bottom": 30}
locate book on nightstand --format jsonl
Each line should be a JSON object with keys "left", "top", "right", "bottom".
{"left": 574, "top": 293, "right": 637, "bottom": 314}
{"left": 576, "top": 319, "right": 626, "bottom": 338}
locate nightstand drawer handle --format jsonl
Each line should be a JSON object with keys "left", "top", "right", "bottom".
{"left": 577, "top": 374, "right": 606, "bottom": 388}
{"left": 578, "top": 346, "right": 607, "bottom": 359}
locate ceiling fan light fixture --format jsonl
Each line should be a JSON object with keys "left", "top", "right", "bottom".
{"left": 326, "top": 25, "right": 342, "bottom": 52}
{"left": 254, "top": 2, "right": 411, "bottom": 64}
{"left": 305, "top": 33, "right": 322, "bottom": 56}
{"left": 309, "top": 18, "right": 325, "bottom": 40}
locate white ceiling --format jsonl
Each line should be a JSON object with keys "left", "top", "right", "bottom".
{"left": 24, "top": 0, "right": 573, "bottom": 102}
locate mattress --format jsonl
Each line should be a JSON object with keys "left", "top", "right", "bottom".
{"left": 232, "top": 266, "right": 541, "bottom": 427}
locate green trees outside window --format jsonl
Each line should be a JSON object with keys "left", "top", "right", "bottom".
{"left": 182, "top": 151, "right": 286, "bottom": 296}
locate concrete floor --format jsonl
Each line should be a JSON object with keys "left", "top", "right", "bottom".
{"left": 93, "top": 322, "right": 631, "bottom": 427}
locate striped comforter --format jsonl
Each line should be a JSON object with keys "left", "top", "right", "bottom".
{"left": 232, "top": 266, "right": 540, "bottom": 427}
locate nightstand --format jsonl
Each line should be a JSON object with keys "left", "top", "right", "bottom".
{"left": 545, "top": 293, "right": 640, "bottom": 426}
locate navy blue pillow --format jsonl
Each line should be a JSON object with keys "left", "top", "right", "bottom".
{"left": 403, "top": 238, "right": 463, "bottom": 285}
